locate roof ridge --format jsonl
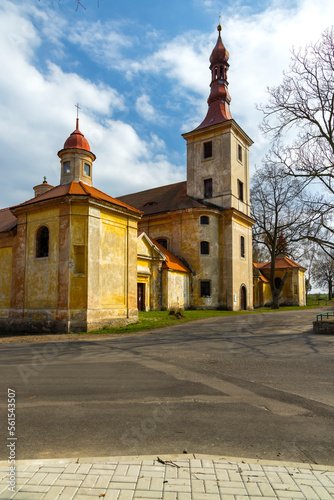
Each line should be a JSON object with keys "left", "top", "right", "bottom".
{"left": 78, "top": 181, "right": 91, "bottom": 196}
{"left": 119, "top": 181, "right": 186, "bottom": 198}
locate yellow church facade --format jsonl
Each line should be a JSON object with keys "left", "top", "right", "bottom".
{"left": 0, "top": 26, "right": 262, "bottom": 332}
{"left": 0, "top": 121, "right": 141, "bottom": 333}
{"left": 120, "top": 25, "right": 255, "bottom": 311}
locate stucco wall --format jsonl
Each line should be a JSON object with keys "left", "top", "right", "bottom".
{"left": 25, "top": 208, "right": 59, "bottom": 313}
{"left": 164, "top": 269, "right": 190, "bottom": 310}
{"left": 185, "top": 123, "right": 251, "bottom": 216}
{"left": 100, "top": 211, "right": 127, "bottom": 309}
{"left": 139, "top": 207, "right": 253, "bottom": 310}
{"left": 69, "top": 205, "right": 88, "bottom": 311}
{"left": 0, "top": 246, "right": 12, "bottom": 312}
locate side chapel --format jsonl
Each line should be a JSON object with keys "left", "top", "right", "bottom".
{"left": 0, "top": 26, "right": 256, "bottom": 332}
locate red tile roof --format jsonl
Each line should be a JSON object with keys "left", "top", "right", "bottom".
{"left": 148, "top": 236, "right": 191, "bottom": 273}
{"left": 119, "top": 181, "right": 208, "bottom": 215}
{"left": 0, "top": 208, "right": 17, "bottom": 233}
{"left": 253, "top": 262, "right": 267, "bottom": 269}
{"left": 11, "top": 181, "right": 142, "bottom": 215}
{"left": 63, "top": 119, "right": 91, "bottom": 151}
{"left": 259, "top": 256, "right": 306, "bottom": 271}
{"left": 194, "top": 101, "right": 232, "bottom": 131}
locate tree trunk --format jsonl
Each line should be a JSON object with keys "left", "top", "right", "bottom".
{"left": 272, "top": 288, "right": 280, "bottom": 309}
{"left": 329, "top": 280, "right": 333, "bottom": 301}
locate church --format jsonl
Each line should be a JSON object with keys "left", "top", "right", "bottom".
{"left": 0, "top": 25, "right": 255, "bottom": 333}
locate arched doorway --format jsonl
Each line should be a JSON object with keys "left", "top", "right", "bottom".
{"left": 240, "top": 285, "right": 247, "bottom": 310}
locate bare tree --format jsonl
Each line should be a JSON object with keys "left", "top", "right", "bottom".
{"left": 258, "top": 27, "right": 334, "bottom": 254}
{"left": 311, "top": 252, "right": 334, "bottom": 300}
{"left": 38, "top": 0, "right": 96, "bottom": 10}
{"left": 251, "top": 161, "right": 315, "bottom": 308}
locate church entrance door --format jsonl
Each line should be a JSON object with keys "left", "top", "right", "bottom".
{"left": 241, "top": 286, "right": 247, "bottom": 310}
{"left": 137, "top": 283, "right": 145, "bottom": 311}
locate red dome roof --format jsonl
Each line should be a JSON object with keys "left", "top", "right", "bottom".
{"left": 64, "top": 119, "right": 90, "bottom": 151}
{"left": 210, "top": 25, "right": 229, "bottom": 65}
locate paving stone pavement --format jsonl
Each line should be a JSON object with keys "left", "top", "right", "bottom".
{"left": 0, "top": 455, "right": 333, "bottom": 500}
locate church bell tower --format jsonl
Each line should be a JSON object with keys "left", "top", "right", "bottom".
{"left": 183, "top": 24, "right": 253, "bottom": 216}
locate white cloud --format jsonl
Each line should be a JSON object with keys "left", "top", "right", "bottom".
{"left": 1, "top": 0, "right": 333, "bottom": 209}
{"left": 135, "top": 94, "right": 160, "bottom": 122}
{"left": 0, "top": 2, "right": 183, "bottom": 208}
{"left": 126, "top": 0, "right": 334, "bottom": 166}
{"left": 67, "top": 19, "right": 133, "bottom": 68}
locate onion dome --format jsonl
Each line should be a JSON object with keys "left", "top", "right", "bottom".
{"left": 194, "top": 25, "right": 232, "bottom": 130}
{"left": 63, "top": 118, "right": 91, "bottom": 151}
{"left": 209, "top": 24, "right": 229, "bottom": 65}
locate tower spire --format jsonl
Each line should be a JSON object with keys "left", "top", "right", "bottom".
{"left": 195, "top": 25, "right": 232, "bottom": 130}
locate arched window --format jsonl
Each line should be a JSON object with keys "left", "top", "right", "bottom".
{"left": 156, "top": 238, "right": 168, "bottom": 249}
{"left": 241, "top": 285, "right": 247, "bottom": 310}
{"left": 240, "top": 236, "right": 245, "bottom": 258}
{"left": 200, "top": 216, "right": 209, "bottom": 225}
{"left": 36, "top": 226, "right": 49, "bottom": 258}
{"left": 200, "top": 241, "right": 210, "bottom": 255}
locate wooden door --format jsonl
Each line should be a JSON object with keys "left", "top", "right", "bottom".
{"left": 137, "top": 283, "right": 145, "bottom": 311}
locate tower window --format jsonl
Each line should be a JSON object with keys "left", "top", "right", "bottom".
{"left": 200, "top": 241, "right": 210, "bottom": 255}
{"left": 220, "top": 65, "right": 223, "bottom": 79}
{"left": 238, "top": 180, "right": 244, "bottom": 202}
{"left": 241, "top": 236, "right": 245, "bottom": 258}
{"left": 84, "top": 163, "right": 90, "bottom": 176}
{"left": 156, "top": 238, "right": 168, "bottom": 249}
{"left": 63, "top": 162, "right": 71, "bottom": 174}
{"left": 200, "top": 280, "right": 211, "bottom": 297}
{"left": 200, "top": 216, "right": 209, "bottom": 225}
{"left": 214, "top": 66, "right": 218, "bottom": 78}
{"left": 238, "top": 144, "right": 243, "bottom": 162}
{"left": 203, "top": 141, "right": 212, "bottom": 159}
{"left": 204, "top": 178, "right": 212, "bottom": 198}
{"left": 36, "top": 226, "right": 49, "bottom": 258}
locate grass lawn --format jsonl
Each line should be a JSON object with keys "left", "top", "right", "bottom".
{"left": 86, "top": 299, "right": 334, "bottom": 336}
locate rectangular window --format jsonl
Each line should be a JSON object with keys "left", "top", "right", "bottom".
{"left": 241, "top": 236, "right": 245, "bottom": 258}
{"left": 63, "top": 161, "right": 71, "bottom": 174}
{"left": 203, "top": 141, "right": 212, "bottom": 159}
{"left": 238, "top": 180, "right": 244, "bottom": 202}
{"left": 84, "top": 163, "right": 91, "bottom": 176}
{"left": 200, "top": 241, "right": 210, "bottom": 255}
{"left": 204, "top": 178, "right": 212, "bottom": 198}
{"left": 200, "top": 281, "right": 211, "bottom": 297}
{"left": 238, "top": 144, "right": 243, "bottom": 162}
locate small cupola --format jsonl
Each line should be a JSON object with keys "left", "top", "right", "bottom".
{"left": 58, "top": 118, "right": 96, "bottom": 186}
{"left": 33, "top": 177, "right": 54, "bottom": 197}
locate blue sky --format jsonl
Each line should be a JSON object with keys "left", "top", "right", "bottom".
{"left": 0, "top": 0, "right": 333, "bottom": 209}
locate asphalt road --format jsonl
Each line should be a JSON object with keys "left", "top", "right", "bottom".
{"left": 1, "top": 309, "right": 334, "bottom": 464}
